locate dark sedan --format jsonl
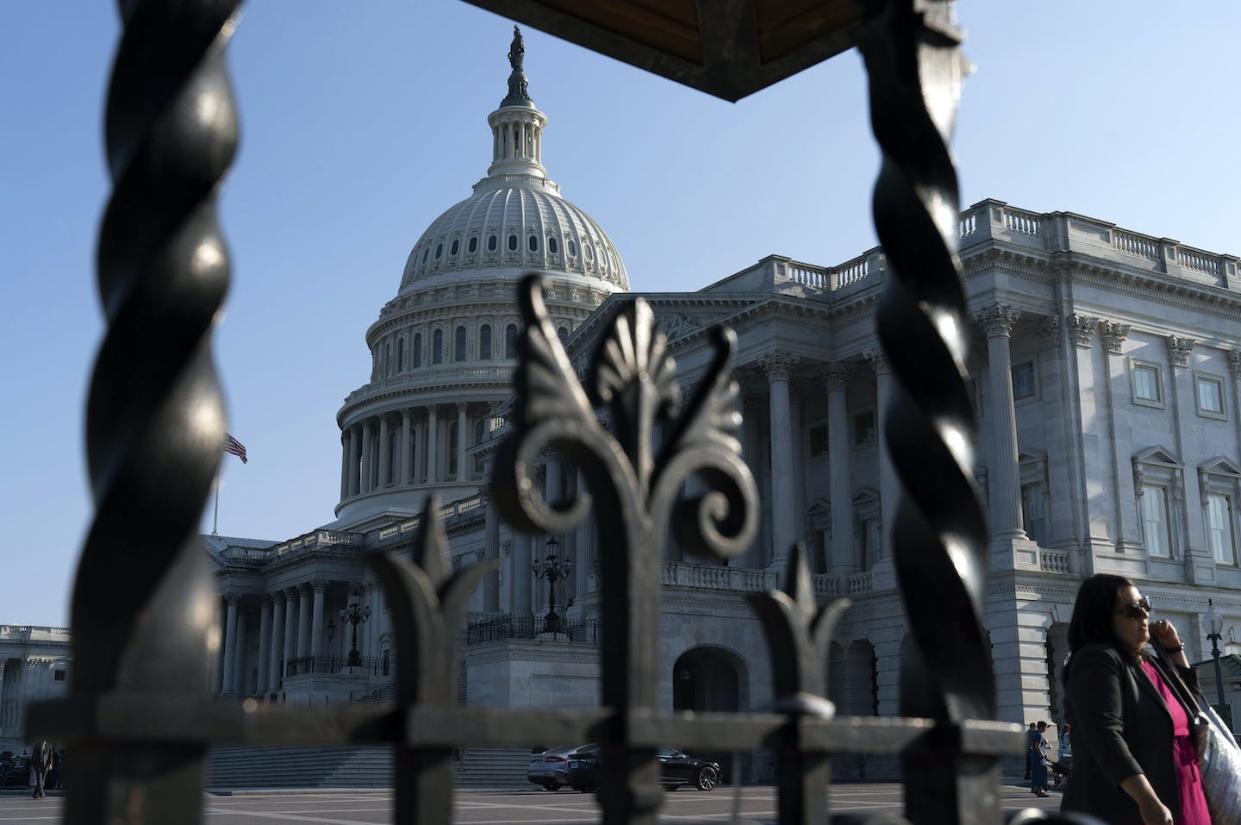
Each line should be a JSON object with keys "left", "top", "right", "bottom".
{"left": 565, "top": 746, "right": 721, "bottom": 792}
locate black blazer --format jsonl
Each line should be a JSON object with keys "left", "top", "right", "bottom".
{"left": 1060, "top": 643, "right": 1200, "bottom": 824}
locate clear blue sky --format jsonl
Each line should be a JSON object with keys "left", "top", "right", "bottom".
{"left": 2, "top": 2, "right": 1238, "bottom": 627}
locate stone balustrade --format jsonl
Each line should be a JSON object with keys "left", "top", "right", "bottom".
{"left": 1038, "top": 549, "right": 1072, "bottom": 574}
{"left": 957, "top": 198, "right": 1239, "bottom": 290}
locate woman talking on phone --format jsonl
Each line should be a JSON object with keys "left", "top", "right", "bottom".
{"left": 1060, "top": 573, "right": 1211, "bottom": 824}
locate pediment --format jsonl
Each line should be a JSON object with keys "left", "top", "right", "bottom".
{"left": 1200, "top": 456, "right": 1241, "bottom": 478}
{"left": 1133, "top": 445, "right": 1182, "bottom": 468}
{"left": 852, "top": 486, "right": 880, "bottom": 505}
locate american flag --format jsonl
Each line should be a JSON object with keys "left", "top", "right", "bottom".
{"left": 224, "top": 433, "right": 248, "bottom": 464}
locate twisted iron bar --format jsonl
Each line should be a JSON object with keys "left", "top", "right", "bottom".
{"left": 69, "top": 1, "right": 241, "bottom": 822}
{"left": 859, "top": 1, "right": 998, "bottom": 822}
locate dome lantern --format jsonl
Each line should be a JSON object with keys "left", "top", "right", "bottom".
{"left": 487, "top": 27, "right": 547, "bottom": 180}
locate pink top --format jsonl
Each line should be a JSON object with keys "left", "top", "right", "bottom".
{"left": 1140, "top": 659, "right": 1212, "bottom": 825}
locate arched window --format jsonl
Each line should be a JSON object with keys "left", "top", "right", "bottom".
{"left": 567, "top": 239, "right": 577, "bottom": 257}
{"left": 435, "top": 243, "right": 443, "bottom": 259}
{"left": 455, "top": 325, "right": 467, "bottom": 362}
{"left": 397, "top": 337, "right": 405, "bottom": 371}
{"left": 384, "top": 341, "right": 392, "bottom": 375}
{"left": 548, "top": 236, "right": 559, "bottom": 255}
{"left": 557, "top": 327, "right": 569, "bottom": 342}
{"left": 432, "top": 329, "right": 443, "bottom": 364}
{"left": 508, "top": 234, "right": 518, "bottom": 251}
{"left": 421, "top": 247, "right": 429, "bottom": 264}
{"left": 583, "top": 244, "right": 593, "bottom": 261}
{"left": 413, "top": 333, "right": 422, "bottom": 367}
{"left": 450, "top": 239, "right": 459, "bottom": 256}
{"left": 505, "top": 324, "right": 518, "bottom": 359}
{"left": 528, "top": 235, "right": 538, "bottom": 251}
{"left": 468, "top": 237, "right": 478, "bottom": 253}
{"left": 488, "top": 234, "right": 497, "bottom": 252}
{"left": 479, "top": 324, "right": 492, "bottom": 360}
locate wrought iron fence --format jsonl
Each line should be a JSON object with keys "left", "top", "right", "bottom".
{"left": 285, "top": 655, "right": 388, "bottom": 677}
{"left": 24, "top": 1, "right": 1105, "bottom": 824}
{"left": 466, "top": 614, "right": 599, "bottom": 646}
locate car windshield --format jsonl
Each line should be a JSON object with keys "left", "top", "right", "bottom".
{"left": 656, "top": 747, "right": 681, "bottom": 758}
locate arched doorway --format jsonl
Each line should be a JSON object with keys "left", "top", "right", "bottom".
{"left": 673, "top": 646, "right": 745, "bottom": 782}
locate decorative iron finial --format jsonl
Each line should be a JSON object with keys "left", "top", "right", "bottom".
{"left": 501, "top": 25, "right": 533, "bottom": 107}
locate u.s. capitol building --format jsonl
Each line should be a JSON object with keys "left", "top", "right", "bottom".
{"left": 9, "top": 28, "right": 1241, "bottom": 762}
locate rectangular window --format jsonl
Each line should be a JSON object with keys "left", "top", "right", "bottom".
{"left": 54, "top": 670, "right": 66, "bottom": 682}
{"left": 1207, "top": 493, "right": 1237, "bottom": 566}
{"left": 859, "top": 517, "right": 880, "bottom": 569}
{"left": 1197, "top": 376, "right": 1225, "bottom": 417}
{"left": 1012, "top": 361, "right": 1037, "bottom": 400}
{"left": 1132, "top": 363, "right": 1161, "bottom": 404}
{"left": 1022, "top": 483, "right": 1047, "bottom": 545}
{"left": 852, "top": 411, "right": 876, "bottom": 447}
{"left": 808, "top": 423, "right": 828, "bottom": 458}
{"left": 1141, "top": 484, "right": 1172, "bottom": 558}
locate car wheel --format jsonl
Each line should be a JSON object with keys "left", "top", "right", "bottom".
{"left": 695, "top": 766, "right": 718, "bottom": 791}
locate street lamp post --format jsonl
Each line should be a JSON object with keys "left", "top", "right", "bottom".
{"left": 531, "top": 537, "right": 572, "bottom": 638}
{"left": 1204, "top": 599, "right": 1228, "bottom": 725}
{"left": 338, "top": 591, "right": 372, "bottom": 671}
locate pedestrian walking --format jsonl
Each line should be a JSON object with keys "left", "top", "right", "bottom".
{"left": 1025, "top": 722, "right": 1037, "bottom": 780}
{"left": 29, "top": 741, "right": 52, "bottom": 799}
{"left": 1030, "top": 721, "right": 1051, "bottom": 797}
{"left": 1059, "top": 574, "right": 1211, "bottom": 825}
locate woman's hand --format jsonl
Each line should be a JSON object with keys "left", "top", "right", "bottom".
{"left": 1149, "top": 620, "right": 1181, "bottom": 649}
{"left": 1137, "top": 794, "right": 1174, "bottom": 825}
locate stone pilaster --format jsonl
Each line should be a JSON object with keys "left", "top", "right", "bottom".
{"left": 296, "top": 585, "right": 312, "bottom": 659}
{"left": 309, "top": 580, "right": 327, "bottom": 658}
{"left": 1099, "top": 321, "right": 1139, "bottom": 552}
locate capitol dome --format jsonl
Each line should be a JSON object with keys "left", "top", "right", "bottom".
{"left": 332, "top": 27, "right": 626, "bottom": 527}
{"left": 397, "top": 28, "right": 628, "bottom": 294}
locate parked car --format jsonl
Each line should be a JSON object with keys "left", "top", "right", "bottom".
{"left": 527, "top": 746, "right": 581, "bottom": 790}
{"left": 565, "top": 746, "right": 721, "bottom": 792}
{"left": 0, "top": 756, "right": 31, "bottom": 789}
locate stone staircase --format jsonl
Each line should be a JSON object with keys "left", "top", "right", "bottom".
{"left": 207, "top": 746, "right": 530, "bottom": 791}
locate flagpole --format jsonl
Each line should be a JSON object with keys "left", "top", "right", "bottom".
{"left": 212, "top": 473, "right": 220, "bottom": 536}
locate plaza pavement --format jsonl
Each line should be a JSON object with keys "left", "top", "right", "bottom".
{"left": 0, "top": 784, "right": 1064, "bottom": 824}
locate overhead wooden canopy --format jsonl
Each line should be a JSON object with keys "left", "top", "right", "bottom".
{"left": 461, "top": 0, "right": 868, "bottom": 102}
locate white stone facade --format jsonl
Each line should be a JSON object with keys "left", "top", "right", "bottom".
{"left": 13, "top": 36, "right": 1241, "bottom": 762}
{"left": 0, "top": 625, "right": 70, "bottom": 754}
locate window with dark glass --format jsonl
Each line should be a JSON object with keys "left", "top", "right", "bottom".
{"left": 852, "top": 411, "right": 876, "bottom": 446}
{"left": 557, "top": 326, "right": 569, "bottom": 342}
{"left": 1011, "top": 361, "right": 1036, "bottom": 400}
{"left": 479, "top": 324, "right": 492, "bottom": 360}
{"left": 468, "top": 237, "right": 478, "bottom": 253}
{"left": 505, "top": 324, "right": 518, "bottom": 359}
{"left": 508, "top": 234, "right": 518, "bottom": 251}
{"left": 809, "top": 423, "right": 828, "bottom": 458}
{"left": 548, "top": 237, "right": 559, "bottom": 254}
{"left": 529, "top": 235, "right": 538, "bottom": 251}
{"left": 488, "top": 234, "right": 497, "bottom": 252}
{"left": 435, "top": 243, "right": 442, "bottom": 259}
{"left": 455, "top": 325, "right": 467, "bottom": 362}
{"left": 397, "top": 337, "right": 405, "bottom": 371}
{"left": 413, "top": 333, "right": 422, "bottom": 367}
{"left": 450, "top": 239, "right": 459, "bottom": 255}
{"left": 432, "top": 329, "right": 443, "bottom": 364}
{"left": 568, "top": 239, "right": 577, "bottom": 257}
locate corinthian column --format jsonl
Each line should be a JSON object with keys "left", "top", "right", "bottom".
{"left": 976, "top": 305, "right": 1027, "bottom": 542}
{"left": 457, "top": 403, "right": 469, "bottom": 480}
{"left": 760, "top": 353, "right": 799, "bottom": 566}
{"left": 282, "top": 588, "right": 298, "bottom": 678}
{"left": 269, "top": 591, "right": 286, "bottom": 695}
{"left": 399, "top": 409, "right": 412, "bottom": 485}
{"left": 378, "top": 416, "right": 391, "bottom": 488}
{"left": 256, "top": 597, "right": 272, "bottom": 696}
{"left": 346, "top": 425, "right": 360, "bottom": 497}
{"left": 821, "top": 363, "right": 854, "bottom": 571}
{"left": 221, "top": 593, "right": 239, "bottom": 695}
{"left": 482, "top": 490, "right": 500, "bottom": 611}
{"left": 427, "top": 406, "right": 440, "bottom": 483}
{"left": 296, "top": 585, "right": 312, "bottom": 659}
{"left": 309, "top": 580, "right": 327, "bottom": 658}
{"left": 360, "top": 420, "right": 373, "bottom": 493}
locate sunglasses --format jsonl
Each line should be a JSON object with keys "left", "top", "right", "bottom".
{"left": 1115, "top": 597, "right": 1152, "bottom": 620}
